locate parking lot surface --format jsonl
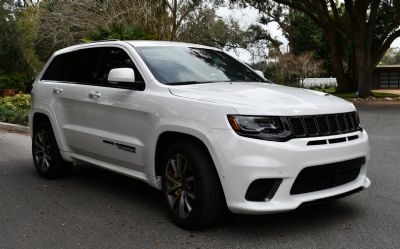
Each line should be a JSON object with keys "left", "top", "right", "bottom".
{"left": 0, "top": 104, "right": 399, "bottom": 249}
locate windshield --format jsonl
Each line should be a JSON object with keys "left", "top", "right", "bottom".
{"left": 135, "top": 46, "right": 267, "bottom": 85}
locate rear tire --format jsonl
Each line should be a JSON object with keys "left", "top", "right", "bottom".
{"left": 32, "top": 120, "right": 72, "bottom": 179}
{"left": 161, "top": 140, "right": 226, "bottom": 230}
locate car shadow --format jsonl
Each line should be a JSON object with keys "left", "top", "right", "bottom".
{"left": 64, "top": 163, "right": 364, "bottom": 234}
{"left": 67, "top": 163, "right": 165, "bottom": 208}
{"left": 221, "top": 200, "right": 363, "bottom": 233}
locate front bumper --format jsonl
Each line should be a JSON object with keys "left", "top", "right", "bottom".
{"left": 212, "top": 129, "right": 371, "bottom": 214}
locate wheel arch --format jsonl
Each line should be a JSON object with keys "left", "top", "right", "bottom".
{"left": 31, "top": 112, "right": 51, "bottom": 132}
{"left": 154, "top": 130, "right": 227, "bottom": 205}
{"left": 155, "top": 131, "right": 212, "bottom": 176}
{"left": 30, "top": 110, "right": 69, "bottom": 154}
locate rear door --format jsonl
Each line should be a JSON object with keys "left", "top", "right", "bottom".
{"left": 78, "top": 46, "right": 147, "bottom": 171}
{"left": 41, "top": 48, "right": 101, "bottom": 154}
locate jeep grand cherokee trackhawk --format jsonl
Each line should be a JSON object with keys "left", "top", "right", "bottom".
{"left": 29, "top": 41, "right": 371, "bottom": 229}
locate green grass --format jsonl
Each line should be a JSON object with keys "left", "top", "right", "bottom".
{"left": 314, "top": 88, "right": 400, "bottom": 99}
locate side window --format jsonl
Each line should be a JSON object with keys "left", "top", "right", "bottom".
{"left": 42, "top": 55, "right": 65, "bottom": 81}
{"left": 97, "top": 47, "right": 144, "bottom": 87}
{"left": 41, "top": 48, "right": 101, "bottom": 84}
{"left": 64, "top": 48, "right": 101, "bottom": 84}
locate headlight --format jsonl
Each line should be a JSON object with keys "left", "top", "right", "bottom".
{"left": 227, "top": 115, "right": 292, "bottom": 141}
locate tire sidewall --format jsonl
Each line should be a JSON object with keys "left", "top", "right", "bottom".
{"left": 161, "top": 140, "right": 222, "bottom": 229}
{"left": 32, "top": 121, "right": 70, "bottom": 178}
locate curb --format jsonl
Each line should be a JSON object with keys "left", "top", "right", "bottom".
{"left": 0, "top": 121, "right": 30, "bottom": 133}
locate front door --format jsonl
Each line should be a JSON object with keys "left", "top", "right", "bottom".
{"left": 79, "top": 46, "right": 147, "bottom": 171}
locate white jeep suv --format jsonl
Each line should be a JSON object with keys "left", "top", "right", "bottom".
{"left": 30, "top": 41, "right": 371, "bottom": 229}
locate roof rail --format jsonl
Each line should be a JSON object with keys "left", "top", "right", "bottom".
{"left": 81, "top": 39, "right": 121, "bottom": 44}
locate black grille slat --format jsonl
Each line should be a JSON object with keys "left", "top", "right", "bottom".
{"left": 303, "top": 117, "right": 319, "bottom": 136}
{"left": 289, "top": 118, "right": 306, "bottom": 137}
{"left": 353, "top": 112, "right": 360, "bottom": 126}
{"left": 345, "top": 113, "right": 355, "bottom": 131}
{"left": 290, "top": 157, "right": 365, "bottom": 195}
{"left": 316, "top": 116, "right": 330, "bottom": 135}
{"left": 328, "top": 115, "right": 340, "bottom": 134}
{"left": 288, "top": 112, "right": 360, "bottom": 138}
{"left": 336, "top": 114, "right": 348, "bottom": 132}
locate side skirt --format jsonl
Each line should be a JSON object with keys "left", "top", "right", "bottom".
{"left": 70, "top": 153, "right": 149, "bottom": 183}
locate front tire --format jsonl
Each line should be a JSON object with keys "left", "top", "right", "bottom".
{"left": 32, "top": 121, "right": 72, "bottom": 179}
{"left": 161, "top": 140, "right": 226, "bottom": 229}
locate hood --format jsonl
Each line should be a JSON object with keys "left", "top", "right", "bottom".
{"left": 169, "top": 82, "right": 355, "bottom": 116}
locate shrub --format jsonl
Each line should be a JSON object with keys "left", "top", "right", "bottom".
{"left": 307, "top": 83, "right": 337, "bottom": 90}
{"left": 0, "top": 94, "right": 31, "bottom": 109}
{"left": 0, "top": 73, "right": 33, "bottom": 92}
{"left": 0, "top": 105, "right": 29, "bottom": 125}
{"left": 0, "top": 94, "right": 31, "bottom": 125}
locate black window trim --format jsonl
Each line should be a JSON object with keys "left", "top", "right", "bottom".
{"left": 40, "top": 44, "right": 147, "bottom": 91}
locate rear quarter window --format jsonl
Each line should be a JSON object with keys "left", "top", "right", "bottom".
{"left": 41, "top": 55, "right": 64, "bottom": 81}
{"left": 41, "top": 48, "right": 101, "bottom": 84}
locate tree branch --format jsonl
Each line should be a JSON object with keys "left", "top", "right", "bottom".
{"left": 272, "top": 0, "right": 321, "bottom": 24}
{"left": 367, "top": 0, "right": 380, "bottom": 34}
{"left": 328, "top": 0, "right": 339, "bottom": 22}
{"left": 165, "top": 0, "right": 174, "bottom": 12}
{"left": 373, "top": 29, "right": 400, "bottom": 68}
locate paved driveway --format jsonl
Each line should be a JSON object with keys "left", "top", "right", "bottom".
{"left": 373, "top": 89, "right": 400, "bottom": 95}
{"left": 0, "top": 104, "right": 399, "bottom": 249}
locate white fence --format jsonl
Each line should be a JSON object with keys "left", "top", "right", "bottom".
{"left": 302, "top": 77, "right": 337, "bottom": 88}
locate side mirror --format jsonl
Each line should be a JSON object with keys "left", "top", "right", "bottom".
{"left": 108, "top": 68, "right": 135, "bottom": 84}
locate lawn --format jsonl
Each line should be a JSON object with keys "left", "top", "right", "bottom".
{"left": 314, "top": 88, "right": 400, "bottom": 99}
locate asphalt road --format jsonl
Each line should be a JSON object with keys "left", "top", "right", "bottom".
{"left": 0, "top": 104, "right": 399, "bottom": 249}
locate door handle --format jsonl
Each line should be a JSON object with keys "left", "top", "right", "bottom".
{"left": 53, "top": 87, "right": 63, "bottom": 94}
{"left": 89, "top": 91, "right": 101, "bottom": 98}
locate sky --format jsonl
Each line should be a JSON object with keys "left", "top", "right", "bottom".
{"left": 216, "top": 6, "right": 400, "bottom": 63}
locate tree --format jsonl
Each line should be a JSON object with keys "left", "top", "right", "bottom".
{"left": 177, "top": 6, "right": 257, "bottom": 50}
{"left": 281, "top": 52, "right": 325, "bottom": 87}
{"left": 0, "top": 0, "right": 26, "bottom": 74}
{"left": 380, "top": 48, "right": 400, "bottom": 65}
{"left": 85, "top": 23, "right": 157, "bottom": 41}
{"left": 178, "top": 7, "right": 238, "bottom": 48}
{"left": 283, "top": 11, "right": 333, "bottom": 77}
{"left": 234, "top": 0, "right": 400, "bottom": 97}
{"left": 34, "top": 0, "right": 209, "bottom": 60}
{"left": 261, "top": 51, "right": 324, "bottom": 86}
{"left": 15, "top": 4, "right": 41, "bottom": 74}
{"left": 164, "top": 0, "right": 203, "bottom": 40}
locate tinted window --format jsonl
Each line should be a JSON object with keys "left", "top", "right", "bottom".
{"left": 42, "top": 48, "right": 101, "bottom": 83}
{"left": 135, "top": 46, "right": 266, "bottom": 85}
{"left": 97, "top": 47, "right": 144, "bottom": 87}
{"left": 42, "top": 55, "right": 64, "bottom": 81}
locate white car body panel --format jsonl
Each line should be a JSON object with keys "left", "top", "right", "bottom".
{"left": 29, "top": 40, "right": 371, "bottom": 214}
{"left": 169, "top": 82, "right": 355, "bottom": 116}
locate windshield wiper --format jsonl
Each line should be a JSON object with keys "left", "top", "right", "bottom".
{"left": 167, "top": 80, "right": 229, "bottom": 85}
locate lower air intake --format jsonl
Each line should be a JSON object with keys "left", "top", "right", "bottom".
{"left": 290, "top": 157, "right": 365, "bottom": 195}
{"left": 245, "top": 179, "right": 282, "bottom": 201}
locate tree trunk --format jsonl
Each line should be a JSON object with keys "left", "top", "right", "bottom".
{"left": 354, "top": 30, "right": 373, "bottom": 98}
{"left": 357, "top": 68, "right": 373, "bottom": 98}
{"left": 324, "top": 30, "right": 355, "bottom": 93}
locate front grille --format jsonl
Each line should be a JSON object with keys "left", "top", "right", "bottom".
{"left": 290, "top": 157, "right": 365, "bottom": 195}
{"left": 288, "top": 112, "right": 360, "bottom": 138}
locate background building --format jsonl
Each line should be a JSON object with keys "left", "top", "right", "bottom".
{"left": 372, "top": 65, "right": 400, "bottom": 89}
